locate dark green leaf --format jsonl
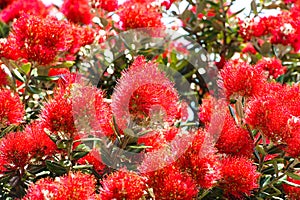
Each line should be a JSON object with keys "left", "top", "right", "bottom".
{"left": 11, "top": 69, "right": 25, "bottom": 83}
{"left": 45, "top": 161, "right": 67, "bottom": 175}
{"left": 26, "top": 86, "right": 42, "bottom": 94}
{"left": 72, "top": 151, "right": 89, "bottom": 160}
{"left": 286, "top": 172, "right": 300, "bottom": 181}
{"left": 34, "top": 76, "right": 60, "bottom": 81}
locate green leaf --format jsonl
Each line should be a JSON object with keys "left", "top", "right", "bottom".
{"left": 72, "top": 151, "right": 89, "bottom": 160}
{"left": 34, "top": 75, "right": 60, "bottom": 81}
{"left": 73, "top": 164, "right": 93, "bottom": 170}
{"left": 45, "top": 161, "right": 67, "bottom": 175}
{"left": 286, "top": 172, "right": 300, "bottom": 181}
{"left": 11, "top": 69, "right": 25, "bottom": 83}
{"left": 75, "top": 143, "right": 90, "bottom": 152}
{"left": 26, "top": 86, "right": 42, "bottom": 94}
{"left": 0, "top": 21, "right": 9, "bottom": 38}
{"left": 19, "top": 62, "right": 31, "bottom": 75}
{"left": 56, "top": 139, "right": 69, "bottom": 149}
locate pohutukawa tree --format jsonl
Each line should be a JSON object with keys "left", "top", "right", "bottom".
{"left": 0, "top": 0, "right": 300, "bottom": 199}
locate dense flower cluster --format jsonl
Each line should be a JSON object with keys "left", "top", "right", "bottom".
{"left": 218, "top": 59, "right": 266, "bottom": 100}
{"left": 239, "top": 6, "right": 300, "bottom": 51}
{"left": 219, "top": 156, "right": 259, "bottom": 198}
{"left": 0, "top": 14, "right": 73, "bottom": 65}
{"left": 99, "top": 169, "right": 147, "bottom": 199}
{"left": 23, "top": 172, "right": 97, "bottom": 200}
{"left": 0, "top": 0, "right": 49, "bottom": 23}
{"left": 255, "top": 57, "right": 287, "bottom": 79}
{"left": 117, "top": 0, "right": 164, "bottom": 30}
{"left": 0, "top": 88, "right": 24, "bottom": 128}
{"left": 112, "top": 56, "right": 181, "bottom": 129}
{"left": 61, "top": 0, "right": 93, "bottom": 24}
{"left": 0, "top": 14, "right": 95, "bottom": 66}
{"left": 0, "top": 123, "right": 56, "bottom": 172}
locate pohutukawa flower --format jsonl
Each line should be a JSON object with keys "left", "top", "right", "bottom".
{"left": 0, "top": 88, "right": 24, "bottom": 128}
{"left": 61, "top": 0, "right": 93, "bottom": 24}
{"left": 0, "top": 14, "right": 73, "bottom": 66}
{"left": 219, "top": 156, "right": 259, "bottom": 198}
{"left": 245, "top": 83, "right": 300, "bottom": 142}
{"left": 255, "top": 57, "right": 287, "bottom": 79}
{"left": 0, "top": 131, "right": 33, "bottom": 171}
{"left": 40, "top": 93, "right": 77, "bottom": 138}
{"left": 23, "top": 171, "right": 97, "bottom": 200}
{"left": 218, "top": 60, "right": 266, "bottom": 100}
{"left": 99, "top": 169, "right": 147, "bottom": 200}
{"left": 177, "top": 129, "right": 221, "bottom": 189}
{"left": 92, "top": 0, "right": 119, "bottom": 12}
{"left": 145, "top": 165, "right": 197, "bottom": 199}
{"left": 0, "top": 123, "right": 56, "bottom": 172}
{"left": 72, "top": 85, "right": 113, "bottom": 138}
{"left": 0, "top": 0, "right": 49, "bottom": 23}
{"left": 117, "top": 1, "right": 164, "bottom": 30}
{"left": 112, "top": 56, "right": 181, "bottom": 129}
{"left": 216, "top": 114, "right": 254, "bottom": 158}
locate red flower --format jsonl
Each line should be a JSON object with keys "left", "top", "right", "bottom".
{"left": 112, "top": 56, "right": 180, "bottom": 129}
{"left": 255, "top": 57, "right": 287, "bottom": 79}
{"left": 0, "top": 122, "right": 56, "bottom": 172}
{"left": 0, "top": 131, "right": 33, "bottom": 171}
{"left": 284, "top": 117, "right": 300, "bottom": 157}
{"left": 245, "top": 83, "right": 299, "bottom": 142}
{"left": 23, "top": 171, "right": 97, "bottom": 200}
{"left": 219, "top": 156, "right": 259, "bottom": 198}
{"left": 117, "top": 1, "right": 163, "bottom": 30}
{"left": 282, "top": 174, "right": 300, "bottom": 200}
{"left": 1, "top": 14, "right": 73, "bottom": 65}
{"left": 24, "top": 122, "right": 57, "bottom": 158}
{"left": 92, "top": 0, "right": 119, "bottom": 12}
{"left": 68, "top": 25, "right": 95, "bottom": 55}
{"left": 0, "top": 0, "right": 49, "bottom": 23}
{"left": 77, "top": 148, "right": 106, "bottom": 175}
{"left": 146, "top": 165, "right": 198, "bottom": 199}
{"left": 72, "top": 85, "right": 113, "bottom": 138}
{"left": 177, "top": 129, "right": 221, "bottom": 189}
{"left": 61, "top": 0, "right": 93, "bottom": 24}
{"left": 100, "top": 169, "right": 147, "bottom": 200}
{"left": 0, "top": 88, "right": 24, "bottom": 128}
{"left": 218, "top": 60, "right": 266, "bottom": 100}
{"left": 216, "top": 114, "right": 254, "bottom": 158}
{"left": 40, "top": 93, "right": 77, "bottom": 138}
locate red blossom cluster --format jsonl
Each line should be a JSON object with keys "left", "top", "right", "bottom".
{"left": 0, "top": 88, "right": 24, "bottom": 128}
{"left": 0, "top": 14, "right": 95, "bottom": 66}
{"left": 117, "top": 0, "right": 164, "bottom": 30}
{"left": 239, "top": 6, "right": 300, "bottom": 51}
{"left": 0, "top": 0, "right": 49, "bottom": 23}
{"left": 0, "top": 123, "right": 56, "bottom": 172}
{"left": 23, "top": 172, "right": 97, "bottom": 200}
